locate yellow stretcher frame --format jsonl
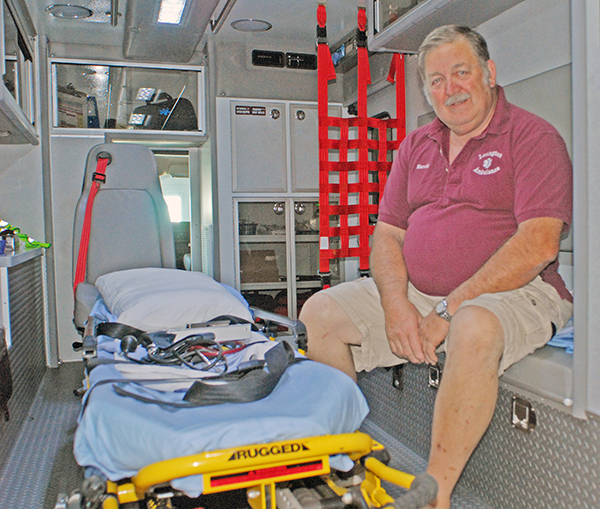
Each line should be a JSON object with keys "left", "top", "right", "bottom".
{"left": 101, "top": 431, "right": 420, "bottom": 509}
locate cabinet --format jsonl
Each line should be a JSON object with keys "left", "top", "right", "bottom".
{"left": 0, "top": 0, "right": 37, "bottom": 144}
{"left": 229, "top": 100, "right": 327, "bottom": 193}
{"left": 51, "top": 60, "right": 205, "bottom": 134}
{"left": 216, "top": 98, "right": 342, "bottom": 319}
{"left": 236, "top": 200, "right": 340, "bottom": 319}
{"left": 367, "top": 0, "right": 527, "bottom": 53}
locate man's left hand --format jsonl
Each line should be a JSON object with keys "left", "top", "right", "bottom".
{"left": 419, "top": 312, "right": 451, "bottom": 365}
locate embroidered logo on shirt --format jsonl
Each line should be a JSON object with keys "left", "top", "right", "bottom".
{"left": 416, "top": 164, "right": 430, "bottom": 170}
{"left": 473, "top": 151, "right": 502, "bottom": 175}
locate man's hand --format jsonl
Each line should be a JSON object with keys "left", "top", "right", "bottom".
{"left": 419, "top": 312, "right": 451, "bottom": 365}
{"left": 384, "top": 299, "right": 425, "bottom": 364}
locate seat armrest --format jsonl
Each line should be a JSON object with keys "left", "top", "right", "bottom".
{"left": 74, "top": 282, "right": 101, "bottom": 330}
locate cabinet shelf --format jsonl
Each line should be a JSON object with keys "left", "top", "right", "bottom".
{"left": 239, "top": 234, "right": 286, "bottom": 243}
{"left": 239, "top": 233, "right": 319, "bottom": 244}
{"left": 295, "top": 234, "right": 319, "bottom": 242}
{"left": 297, "top": 280, "right": 322, "bottom": 289}
{"left": 240, "top": 282, "right": 287, "bottom": 291}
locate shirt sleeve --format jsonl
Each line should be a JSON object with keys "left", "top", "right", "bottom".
{"left": 511, "top": 120, "right": 573, "bottom": 230}
{"left": 377, "top": 136, "right": 412, "bottom": 230}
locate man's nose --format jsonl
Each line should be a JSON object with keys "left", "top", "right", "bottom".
{"left": 445, "top": 77, "right": 461, "bottom": 96}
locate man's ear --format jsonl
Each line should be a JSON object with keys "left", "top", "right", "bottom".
{"left": 487, "top": 59, "right": 497, "bottom": 88}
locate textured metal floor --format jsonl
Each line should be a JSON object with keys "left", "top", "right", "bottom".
{"left": 360, "top": 419, "right": 493, "bottom": 508}
{"left": 0, "top": 361, "right": 84, "bottom": 509}
{"left": 0, "top": 360, "right": 494, "bottom": 509}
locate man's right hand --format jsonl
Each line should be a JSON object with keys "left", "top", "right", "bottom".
{"left": 384, "top": 299, "right": 425, "bottom": 364}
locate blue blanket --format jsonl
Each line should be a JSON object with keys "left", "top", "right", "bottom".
{"left": 74, "top": 340, "right": 369, "bottom": 497}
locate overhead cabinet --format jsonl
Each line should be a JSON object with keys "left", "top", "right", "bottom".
{"left": 368, "top": 0, "right": 528, "bottom": 53}
{"left": 51, "top": 61, "right": 206, "bottom": 135}
{"left": 0, "top": 0, "right": 37, "bottom": 144}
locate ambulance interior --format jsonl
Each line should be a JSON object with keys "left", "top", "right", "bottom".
{"left": 0, "top": 0, "right": 599, "bottom": 508}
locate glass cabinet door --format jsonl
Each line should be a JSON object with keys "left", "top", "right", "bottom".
{"left": 374, "top": 0, "right": 423, "bottom": 33}
{"left": 237, "top": 199, "right": 341, "bottom": 319}
{"left": 294, "top": 201, "right": 340, "bottom": 317}
{"left": 52, "top": 62, "right": 203, "bottom": 132}
{"left": 237, "top": 201, "right": 288, "bottom": 314}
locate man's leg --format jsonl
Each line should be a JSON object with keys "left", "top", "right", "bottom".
{"left": 425, "top": 305, "right": 504, "bottom": 509}
{"left": 300, "top": 292, "right": 362, "bottom": 381}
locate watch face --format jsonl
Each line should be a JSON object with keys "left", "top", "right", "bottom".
{"left": 436, "top": 300, "right": 445, "bottom": 314}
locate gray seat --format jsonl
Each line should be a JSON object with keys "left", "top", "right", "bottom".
{"left": 72, "top": 143, "right": 175, "bottom": 330}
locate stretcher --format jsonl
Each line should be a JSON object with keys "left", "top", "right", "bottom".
{"left": 58, "top": 267, "right": 438, "bottom": 509}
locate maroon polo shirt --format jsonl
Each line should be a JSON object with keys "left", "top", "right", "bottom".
{"left": 378, "top": 86, "right": 573, "bottom": 301}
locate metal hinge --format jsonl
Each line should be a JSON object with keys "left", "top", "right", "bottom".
{"left": 511, "top": 395, "right": 537, "bottom": 433}
{"left": 428, "top": 363, "right": 442, "bottom": 389}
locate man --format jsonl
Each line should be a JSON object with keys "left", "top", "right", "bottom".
{"left": 300, "top": 25, "right": 573, "bottom": 508}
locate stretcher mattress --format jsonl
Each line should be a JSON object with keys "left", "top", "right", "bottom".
{"left": 74, "top": 291, "right": 369, "bottom": 497}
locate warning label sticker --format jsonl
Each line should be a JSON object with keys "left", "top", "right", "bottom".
{"left": 235, "top": 106, "right": 267, "bottom": 116}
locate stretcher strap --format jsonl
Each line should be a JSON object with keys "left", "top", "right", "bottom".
{"left": 111, "top": 342, "right": 301, "bottom": 408}
{"left": 318, "top": 6, "right": 406, "bottom": 285}
{"left": 73, "top": 155, "right": 109, "bottom": 293}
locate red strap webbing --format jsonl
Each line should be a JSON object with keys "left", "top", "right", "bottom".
{"left": 356, "top": 7, "right": 371, "bottom": 271}
{"left": 317, "top": 3, "right": 336, "bottom": 286}
{"left": 387, "top": 53, "right": 407, "bottom": 144}
{"left": 317, "top": 6, "right": 406, "bottom": 285}
{"left": 73, "top": 156, "right": 109, "bottom": 294}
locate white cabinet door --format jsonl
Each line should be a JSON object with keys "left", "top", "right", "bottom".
{"left": 231, "top": 101, "right": 287, "bottom": 192}
{"left": 290, "top": 103, "right": 319, "bottom": 193}
{"left": 290, "top": 104, "right": 342, "bottom": 193}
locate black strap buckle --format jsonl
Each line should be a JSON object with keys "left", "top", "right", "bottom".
{"left": 92, "top": 172, "right": 106, "bottom": 183}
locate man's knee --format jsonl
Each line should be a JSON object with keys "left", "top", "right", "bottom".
{"left": 446, "top": 305, "right": 504, "bottom": 364}
{"left": 299, "top": 291, "right": 335, "bottom": 326}
{"left": 300, "top": 291, "right": 362, "bottom": 348}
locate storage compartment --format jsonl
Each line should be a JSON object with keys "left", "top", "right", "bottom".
{"left": 367, "top": 0, "right": 527, "bottom": 53}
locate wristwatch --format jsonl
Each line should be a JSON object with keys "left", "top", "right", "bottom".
{"left": 435, "top": 299, "right": 453, "bottom": 322}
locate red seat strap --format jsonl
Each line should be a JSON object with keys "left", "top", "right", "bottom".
{"left": 73, "top": 155, "right": 110, "bottom": 294}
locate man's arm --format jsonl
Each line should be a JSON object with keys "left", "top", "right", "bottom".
{"left": 370, "top": 221, "right": 426, "bottom": 363}
{"left": 420, "top": 216, "right": 565, "bottom": 364}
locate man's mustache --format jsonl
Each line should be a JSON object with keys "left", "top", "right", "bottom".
{"left": 445, "top": 93, "right": 471, "bottom": 106}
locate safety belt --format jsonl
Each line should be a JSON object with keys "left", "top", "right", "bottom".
{"left": 73, "top": 152, "right": 111, "bottom": 294}
{"left": 81, "top": 341, "right": 300, "bottom": 411}
{"left": 116, "top": 341, "right": 299, "bottom": 407}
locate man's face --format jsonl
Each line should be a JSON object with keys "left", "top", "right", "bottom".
{"left": 424, "top": 38, "right": 497, "bottom": 137}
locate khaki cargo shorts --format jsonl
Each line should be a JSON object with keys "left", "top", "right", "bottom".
{"left": 322, "top": 276, "right": 573, "bottom": 375}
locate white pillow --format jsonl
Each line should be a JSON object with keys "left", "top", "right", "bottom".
{"left": 95, "top": 268, "right": 252, "bottom": 331}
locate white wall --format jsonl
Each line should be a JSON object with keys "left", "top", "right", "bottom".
{"left": 0, "top": 145, "right": 44, "bottom": 241}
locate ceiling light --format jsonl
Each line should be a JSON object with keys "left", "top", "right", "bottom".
{"left": 46, "top": 4, "right": 93, "bottom": 19}
{"left": 230, "top": 19, "right": 272, "bottom": 32}
{"left": 157, "top": 0, "right": 186, "bottom": 24}
{"left": 129, "top": 113, "right": 146, "bottom": 126}
{"left": 136, "top": 88, "right": 156, "bottom": 101}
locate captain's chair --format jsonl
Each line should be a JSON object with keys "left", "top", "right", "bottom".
{"left": 72, "top": 143, "right": 176, "bottom": 331}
